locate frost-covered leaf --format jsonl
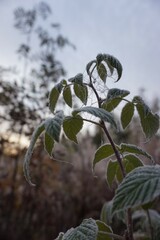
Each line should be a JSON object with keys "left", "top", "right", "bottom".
{"left": 103, "top": 54, "right": 123, "bottom": 81}
{"left": 133, "top": 96, "right": 159, "bottom": 139}
{"left": 124, "top": 154, "right": 143, "bottom": 169}
{"left": 97, "top": 63, "right": 107, "bottom": 82}
{"left": 23, "top": 122, "right": 45, "bottom": 186}
{"left": 112, "top": 165, "right": 160, "bottom": 214}
{"left": 93, "top": 144, "right": 115, "bottom": 169}
{"left": 74, "top": 83, "right": 88, "bottom": 105}
{"left": 86, "top": 60, "right": 96, "bottom": 75}
{"left": 107, "top": 88, "right": 130, "bottom": 101}
{"left": 44, "top": 132, "right": 54, "bottom": 157}
{"left": 49, "top": 80, "right": 66, "bottom": 113}
{"left": 73, "top": 106, "right": 117, "bottom": 129}
{"left": 55, "top": 232, "right": 64, "bottom": 240}
{"left": 55, "top": 218, "right": 98, "bottom": 240}
{"left": 120, "top": 143, "right": 153, "bottom": 161}
{"left": 106, "top": 160, "right": 118, "bottom": 188}
{"left": 116, "top": 154, "right": 143, "bottom": 182}
{"left": 121, "top": 102, "right": 134, "bottom": 129}
{"left": 96, "top": 53, "right": 104, "bottom": 65}
{"left": 135, "top": 99, "right": 159, "bottom": 139}
{"left": 102, "top": 88, "right": 130, "bottom": 112}
{"left": 100, "top": 201, "right": 113, "bottom": 226}
{"left": 63, "top": 86, "right": 72, "bottom": 108}
{"left": 63, "top": 115, "right": 83, "bottom": 143}
{"left": 96, "top": 220, "right": 113, "bottom": 240}
{"left": 102, "top": 98, "right": 122, "bottom": 112}
{"left": 45, "top": 111, "right": 64, "bottom": 142}
{"left": 68, "top": 73, "right": 83, "bottom": 85}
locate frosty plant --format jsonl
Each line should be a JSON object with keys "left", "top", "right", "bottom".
{"left": 24, "top": 53, "right": 160, "bottom": 240}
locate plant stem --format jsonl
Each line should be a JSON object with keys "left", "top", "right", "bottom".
{"left": 101, "top": 121, "right": 126, "bottom": 177}
{"left": 126, "top": 208, "right": 134, "bottom": 240}
{"left": 89, "top": 67, "right": 134, "bottom": 240}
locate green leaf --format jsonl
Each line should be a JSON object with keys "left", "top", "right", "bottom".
{"left": 121, "top": 102, "right": 134, "bottom": 129}
{"left": 56, "top": 218, "right": 98, "bottom": 240}
{"left": 96, "top": 53, "right": 104, "bottom": 65}
{"left": 68, "top": 73, "right": 83, "bottom": 85}
{"left": 116, "top": 154, "right": 143, "bottom": 182}
{"left": 102, "top": 88, "right": 130, "bottom": 112}
{"left": 96, "top": 220, "right": 113, "bottom": 240}
{"left": 63, "top": 86, "right": 72, "bottom": 108}
{"left": 93, "top": 144, "right": 115, "bottom": 169}
{"left": 106, "top": 160, "right": 118, "bottom": 188}
{"left": 112, "top": 165, "right": 160, "bottom": 214}
{"left": 23, "top": 122, "right": 45, "bottom": 186}
{"left": 63, "top": 115, "right": 83, "bottom": 143}
{"left": 45, "top": 111, "right": 64, "bottom": 142}
{"left": 107, "top": 88, "right": 130, "bottom": 101}
{"left": 100, "top": 201, "right": 113, "bottom": 225}
{"left": 120, "top": 143, "right": 153, "bottom": 161}
{"left": 44, "top": 132, "right": 54, "bottom": 157}
{"left": 73, "top": 106, "right": 117, "bottom": 129}
{"left": 97, "top": 63, "right": 107, "bottom": 82}
{"left": 116, "top": 165, "right": 123, "bottom": 183}
{"left": 102, "top": 98, "right": 122, "bottom": 112}
{"left": 124, "top": 154, "right": 143, "bottom": 168}
{"left": 103, "top": 54, "right": 123, "bottom": 81}
{"left": 86, "top": 60, "right": 96, "bottom": 75}
{"left": 74, "top": 83, "right": 88, "bottom": 105}
{"left": 135, "top": 98, "right": 159, "bottom": 139}
{"left": 49, "top": 80, "right": 66, "bottom": 113}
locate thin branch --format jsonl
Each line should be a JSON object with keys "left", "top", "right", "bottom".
{"left": 126, "top": 208, "right": 134, "bottom": 240}
{"left": 101, "top": 121, "right": 126, "bottom": 178}
{"left": 86, "top": 62, "right": 133, "bottom": 240}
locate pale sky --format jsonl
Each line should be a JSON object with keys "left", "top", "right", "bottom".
{"left": 0, "top": 0, "right": 160, "bottom": 102}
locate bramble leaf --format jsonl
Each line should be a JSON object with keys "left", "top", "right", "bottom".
{"left": 97, "top": 63, "right": 107, "bottom": 83}
{"left": 96, "top": 53, "right": 104, "bottom": 65}
{"left": 106, "top": 160, "right": 118, "bottom": 188}
{"left": 74, "top": 83, "right": 88, "bottom": 105}
{"left": 102, "top": 88, "right": 130, "bottom": 112}
{"left": 73, "top": 106, "right": 117, "bottom": 129}
{"left": 121, "top": 102, "right": 134, "bottom": 129}
{"left": 49, "top": 80, "right": 66, "bottom": 113}
{"left": 134, "top": 97, "right": 159, "bottom": 139}
{"left": 103, "top": 54, "right": 123, "bottom": 81}
{"left": 96, "top": 220, "right": 113, "bottom": 240}
{"left": 23, "top": 122, "right": 45, "bottom": 186}
{"left": 93, "top": 144, "right": 115, "bottom": 169}
{"left": 63, "top": 115, "right": 83, "bottom": 143}
{"left": 107, "top": 88, "right": 130, "bottom": 101}
{"left": 116, "top": 154, "right": 143, "bottom": 183}
{"left": 124, "top": 154, "right": 143, "bottom": 168}
{"left": 55, "top": 218, "right": 98, "bottom": 240}
{"left": 68, "top": 73, "right": 83, "bottom": 85}
{"left": 63, "top": 86, "right": 72, "bottom": 108}
{"left": 44, "top": 132, "right": 54, "bottom": 157}
{"left": 86, "top": 60, "right": 96, "bottom": 75}
{"left": 102, "top": 98, "right": 122, "bottom": 112}
{"left": 112, "top": 165, "right": 160, "bottom": 214}
{"left": 45, "top": 111, "right": 64, "bottom": 142}
{"left": 120, "top": 143, "right": 153, "bottom": 161}
{"left": 100, "top": 201, "right": 113, "bottom": 226}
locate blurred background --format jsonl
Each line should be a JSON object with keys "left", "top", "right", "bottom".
{"left": 0, "top": 0, "right": 160, "bottom": 239}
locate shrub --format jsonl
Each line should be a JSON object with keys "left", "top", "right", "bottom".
{"left": 24, "top": 53, "right": 160, "bottom": 240}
